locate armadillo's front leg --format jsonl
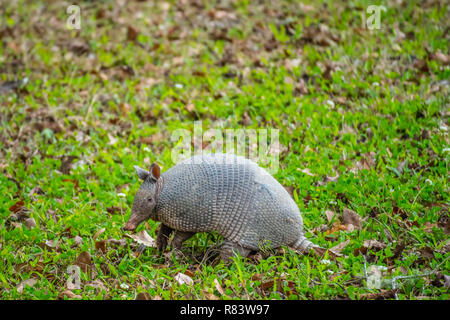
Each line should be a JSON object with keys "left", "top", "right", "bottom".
{"left": 170, "top": 230, "right": 196, "bottom": 250}
{"left": 220, "top": 240, "right": 251, "bottom": 262}
{"left": 156, "top": 224, "right": 174, "bottom": 252}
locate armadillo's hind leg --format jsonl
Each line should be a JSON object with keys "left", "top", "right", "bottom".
{"left": 156, "top": 224, "right": 174, "bottom": 252}
{"left": 220, "top": 240, "right": 251, "bottom": 262}
{"left": 170, "top": 230, "right": 196, "bottom": 250}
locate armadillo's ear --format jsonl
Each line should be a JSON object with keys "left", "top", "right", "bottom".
{"left": 149, "top": 163, "right": 161, "bottom": 180}
{"left": 134, "top": 165, "right": 149, "bottom": 181}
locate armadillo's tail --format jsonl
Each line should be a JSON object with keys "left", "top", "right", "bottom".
{"left": 291, "top": 234, "right": 319, "bottom": 254}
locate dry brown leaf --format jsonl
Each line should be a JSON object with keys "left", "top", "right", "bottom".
{"left": 95, "top": 240, "right": 107, "bottom": 253}
{"left": 39, "top": 239, "right": 60, "bottom": 251}
{"left": 74, "top": 251, "right": 92, "bottom": 273}
{"left": 9, "top": 200, "right": 25, "bottom": 213}
{"left": 58, "top": 290, "right": 82, "bottom": 300}
{"left": 325, "top": 210, "right": 337, "bottom": 223}
{"left": 363, "top": 240, "right": 386, "bottom": 250}
{"left": 93, "top": 228, "right": 106, "bottom": 241}
{"left": 119, "top": 103, "right": 131, "bottom": 116}
{"left": 330, "top": 239, "right": 350, "bottom": 255}
{"left": 298, "top": 168, "right": 315, "bottom": 176}
{"left": 127, "top": 26, "right": 139, "bottom": 42}
{"left": 413, "top": 59, "right": 429, "bottom": 73}
{"left": 326, "top": 222, "right": 348, "bottom": 234}
{"left": 184, "top": 270, "right": 195, "bottom": 278}
{"left": 59, "top": 156, "right": 77, "bottom": 174}
{"left": 85, "top": 280, "right": 108, "bottom": 293}
{"left": 419, "top": 247, "right": 435, "bottom": 260}
{"left": 444, "top": 275, "right": 450, "bottom": 289}
{"left": 214, "top": 279, "right": 225, "bottom": 296}
{"left": 203, "top": 290, "right": 219, "bottom": 300}
{"left": 424, "top": 222, "right": 438, "bottom": 233}
{"left": 174, "top": 272, "right": 193, "bottom": 286}
{"left": 126, "top": 230, "right": 156, "bottom": 247}
{"left": 23, "top": 217, "right": 36, "bottom": 229}
{"left": 251, "top": 273, "right": 263, "bottom": 281}
{"left": 73, "top": 236, "right": 83, "bottom": 246}
{"left": 139, "top": 132, "right": 164, "bottom": 145}
{"left": 342, "top": 208, "right": 362, "bottom": 230}
{"left": 17, "top": 278, "right": 37, "bottom": 294}
{"left": 360, "top": 289, "right": 397, "bottom": 300}
{"left": 136, "top": 292, "right": 152, "bottom": 300}
{"left": 355, "top": 239, "right": 387, "bottom": 255}
{"left": 185, "top": 103, "right": 195, "bottom": 113}
{"left": 260, "top": 279, "right": 276, "bottom": 291}
{"left": 430, "top": 52, "right": 449, "bottom": 65}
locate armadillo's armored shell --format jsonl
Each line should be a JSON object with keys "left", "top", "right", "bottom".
{"left": 155, "top": 153, "right": 307, "bottom": 251}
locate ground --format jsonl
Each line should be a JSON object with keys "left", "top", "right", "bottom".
{"left": 0, "top": 0, "right": 449, "bottom": 300}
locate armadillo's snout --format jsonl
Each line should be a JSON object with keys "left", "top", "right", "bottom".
{"left": 123, "top": 213, "right": 140, "bottom": 232}
{"left": 122, "top": 221, "right": 137, "bottom": 232}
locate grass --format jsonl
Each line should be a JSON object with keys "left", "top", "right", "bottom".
{"left": 0, "top": 0, "right": 449, "bottom": 300}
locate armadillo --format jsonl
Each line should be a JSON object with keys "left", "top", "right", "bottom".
{"left": 124, "top": 153, "right": 317, "bottom": 261}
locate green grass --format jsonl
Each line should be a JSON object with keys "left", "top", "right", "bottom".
{"left": 0, "top": 0, "right": 449, "bottom": 300}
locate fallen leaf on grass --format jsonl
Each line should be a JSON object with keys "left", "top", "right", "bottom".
{"left": 354, "top": 240, "right": 386, "bottom": 255}
{"left": 413, "top": 58, "right": 429, "bottom": 73}
{"left": 174, "top": 272, "right": 193, "bottom": 286}
{"left": 17, "top": 278, "right": 37, "bottom": 294}
{"left": 15, "top": 261, "right": 45, "bottom": 274}
{"left": 28, "top": 185, "right": 44, "bottom": 198}
{"left": 297, "top": 168, "right": 315, "bottom": 176}
{"left": 38, "top": 239, "right": 60, "bottom": 251}
{"left": 74, "top": 251, "right": 92, "bottom": 273}
{"left": 93, "top": 227, "right": 106, "bottom": 241}
{"left": 127, "top": 25, "right": 139, "bottom": 42}
{"left": 260, "top": 279, "right": 278, "bottom": 291}
{"left": 330, "top": 239, "right": 350, "bottom": 255}
{"left": 139, "top": 132, "right": 165, "bottom": 145}
{"left": 424, "top": 222, "right": 438, "bottom": 233}
{"left": 59, "top": 156, "right": 77, "bottom": 174}
{"left": 85, "top": 280, "right": 108, "bottom": 293}
{"left": 95, "top": 240, "right": 107, "bottom": 253}
{"left": 9, "top": 200, "right": 25, "bottom": 213}
{"left": 136, "top": 292, "right": 151, "bottom": 300}
{"left": 326, "top": 222, "right": 349, "bottom": 234}
{"left": 125, "top": 230, "right": 156, "bottom": 248}
{"left": 107, "top": 238, "right": 127, "bottom": 247}
{"left": 363, "top": 240, "right": 386, "bottom": 250}
{"left": 203, "top": 290, "right": 219, "bottom": 300}
{"left": 73, "top": 236, "right": 83, "bottom": 246}
{"left": 184, "top": 270, "right": 195, "bottom": 277}
{"left": 251, "top": 273, "right": 263, "bottom": 281}
{"left": 343, "top": 208, "right": 362, "bottom": 230}
{"left": 444, "top": 275, "right": 450, "bottom": 289}
{"left": 214, "top": 279, "right": 226, "bottom": 296}
{"left": 325, "top": 210, "right": 337, "bottom": 223}
{"left": 23, "top": 217, "right": 36, "bottom": 229}
{"left": 58, "top": 290, "right": 82, "bottom": 300}
{"left": 360, "top": 289, "right": 397, "bottom": 300}
{"left": 429, "top": 51, "right": 450, "bottom": 65}
{"left": 419, "top": 247, "right": 435, "bottom": 260}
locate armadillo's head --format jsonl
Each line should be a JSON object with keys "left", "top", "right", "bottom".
{"left": 123, "top": 163, "right": 162, "bottom": 232}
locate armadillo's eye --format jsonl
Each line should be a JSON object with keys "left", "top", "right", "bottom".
{"left": 148, "top": 197, "right": 153, "bottom": 203}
